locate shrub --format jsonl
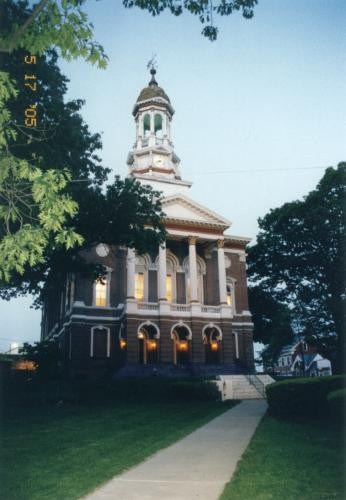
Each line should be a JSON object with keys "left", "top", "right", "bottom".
{"left": 327, "top": 388, "right": 346, "bottom": 420}
{"left": 169, "top": 380, "right": 221, "bottom": 401}
{"left": 266, "top": 375, "right": 346, "bottom": 419}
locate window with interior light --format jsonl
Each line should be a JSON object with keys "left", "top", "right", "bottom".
{"left": 226, "top": 278, "right": 236, "bottom": 311}
{"left": 226, "top": 285, "right": 232, "bottom": 306}
{"left": 135, "top": 273, "right": 145, "bottom": 301}
{"left": 166, "top": 274, "right": 173, "bottom": 302}
{"left": 95, "top": 278, "right": 107, "bottom": 307}
{"left": 135, "top": 255, "right": 150, "bottom": 301}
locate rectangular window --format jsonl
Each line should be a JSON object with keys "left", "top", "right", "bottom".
{"left": 95, "top": 279, "right": 107, "bottom": 307}
{"left": 226, "top": 284, "right": 232, "bottom": 306}
{"left": 166, "top": 274, "right": 173, "bottom": 303}
{"left": 135, "top": 273, "right": 145, "bottom": 301}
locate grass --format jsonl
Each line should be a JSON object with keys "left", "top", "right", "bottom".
{"left": 221, "top": 414, "right": 345, "bottom": 500}
{"left": 0, "top": 379, "right": 235, "bottom": 500}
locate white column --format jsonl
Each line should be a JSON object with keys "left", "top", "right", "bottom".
{"left": 188, "top": 237, "right": 198, "bottom": 303}
{"left": 158, "top": 242, "right": 167, "bottom": 301}
{"left": 136, "top": 114, "right": 142, "bottom": 149}
{"left": 126, "top": 248, "right": 135, "bottom": 299}
{"left": 149, "top": 111, "right": 155, "bottom": 147}
{"left": 150, "top": 110, "right": 155, "bottom": 134}
{"left": 217, "top": 240, "right": 227, "bottom": 305}
{"left": 234, "top": 332, "right": 239, "bottom": 359}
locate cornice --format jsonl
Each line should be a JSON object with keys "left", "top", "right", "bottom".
{"left": 223, "top": 234, "right": 252, "bottom": 245}
{"left": 164, "top": 217, "right": 226, "bottom": 230}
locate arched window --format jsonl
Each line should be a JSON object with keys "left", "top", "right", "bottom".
{"left": 95, "top": 279, "right": 107, "bottom": 306}
{"left": 166, "top": 251, "right": 179, "bottom": 303}
{"left": 93, "top": 268, "right": 112, "bottom": 307}
{"left": 138, "top": 322, "right": 160, "bottom": 364}
{"left": 171, "top": 324, "right": 192, "bottom": 365}
{"left": 135, "top": 255, "right": 150, "bottom": 302}
{"left": 226, "top": 278, "right": 236, "bottom": 311}
{"left": 203, "top": 325, "right": 222, "bottom": 364}
{"left": 143, "top": 113, "right": 150, "bottom": 137}
{"left": 154, "top": 113, "right": 163, "bottom": 138}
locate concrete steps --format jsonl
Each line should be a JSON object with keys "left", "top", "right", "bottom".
{"left": 217, "top": 375, "right": 264, "bottom": 400}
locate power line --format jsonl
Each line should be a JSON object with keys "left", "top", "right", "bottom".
{"left": 185, "top": 166, "right": 326, "bottom": 176}
{"left": 69, "top": 165, "right": 326, "bottom": 182}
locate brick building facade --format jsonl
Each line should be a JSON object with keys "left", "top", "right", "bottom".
{"left": 41, "top": 69, "right": 255, "bottom": 377}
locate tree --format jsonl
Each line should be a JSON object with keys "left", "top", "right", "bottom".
{"left": 1, "top": 42, "right": 165, "bottom": 302}
{"left": 1, "top": 1, "right": 166, "bottom": 290}
{"left": 123, "top": 0, "right": 257, "bottom": 41}
{"left": 248, "top": 286, "right": 294, "bottom": 366}
{"left": 247, "top": 163, "right": 346, "bottom": 372}
{"left": 0, "top": 0, "right": 108, "bottom": 281}
{"left": 0, "top": 0, "right": 107, "bottom": 65}
{"left": 19, "top": 339, "right": 62, "bottom": 379}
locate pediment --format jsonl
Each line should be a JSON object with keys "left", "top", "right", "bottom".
{"left": 162, "top": 194, "right": 231, "bottom": 228}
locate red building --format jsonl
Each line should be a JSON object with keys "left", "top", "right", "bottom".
{"left": 41, "top": 70, "right": 255, "bottom": 377}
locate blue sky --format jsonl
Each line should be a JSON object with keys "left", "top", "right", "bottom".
{"left": 1, "top": 0, "right": 345, "bottom": 351}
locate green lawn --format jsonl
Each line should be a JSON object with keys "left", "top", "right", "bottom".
{"left": 221, "top": 414, "right": 345, "bottom": 500}
{"left": 0, "top": 386, "right": 234, "bottom": 500}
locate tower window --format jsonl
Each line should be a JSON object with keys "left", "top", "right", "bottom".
{"left": 135, "top": 273, "right": 145, "bottom": 301}
{"left": 154, "top": 114, "right": 162, "bottom": 137}
{"left": 143, "top": 114, "right": 150, "bottom": 136}
{"left": 95, "top": 278, "right": 107, "bottom": 307}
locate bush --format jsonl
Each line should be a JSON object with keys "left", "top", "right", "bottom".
{"left": 266, "top": 375, "right": 346, "bottom": 419}
{"left": 169, "top": 380, "right": 221, "bottom": 401}
{"left": 327, "top": 388, "right": 346, "bottom": 420}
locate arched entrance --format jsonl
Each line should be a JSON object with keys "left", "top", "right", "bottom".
{"left": 171, "top": 323, "right": 192, "bottom": 365}
{"left": 203, "top": 325, "right": 222, "bottom": 364}
{"left": 138, "top": 322, "right": 159, "bottom": 364}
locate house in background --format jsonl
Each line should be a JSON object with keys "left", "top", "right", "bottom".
{"left": 275, "top": 340, "right": 332, "bottom": 377}
{"left": 41, "top": 69, "right": 255, "bottom": 377}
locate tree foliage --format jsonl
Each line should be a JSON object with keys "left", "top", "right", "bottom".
{"left": 0, "top": 0, "right": 108, "bottom": 282}
{"left": 1, "top": 1, "right": 166, "bottom": 289}
{"left": 248, "top": 286, "right": 294, "bottom": 365}
{"left": 0, "top": 0, "right": 107, "bottom": 67}
{"left": 248, "top": 164, "right": 346, "bottom": 371}
{"left": 19, "top": 339, "right": 62, "bottom": 379}
{"left": 123, "top": 0, "right": 257, "bottom": 41}
{"left": 0, "top": 70, "right": 83, "bottom": 281}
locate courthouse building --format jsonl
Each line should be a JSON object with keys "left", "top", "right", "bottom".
{"left": 41, "top": 69, "right": 255, "bottom": 376}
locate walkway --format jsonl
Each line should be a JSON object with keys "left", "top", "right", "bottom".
{"left": 85, "top": 400, "right": 267, "bottom": 500}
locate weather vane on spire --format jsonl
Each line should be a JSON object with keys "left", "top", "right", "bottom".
{"left": 147, "top": 55, "right": 158, "bottom": 86}
{"left": 146, "top": 54, "right": 157, "bottom": 72}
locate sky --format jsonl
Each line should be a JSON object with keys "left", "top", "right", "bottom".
{"left": 1, "top": 0, "right": 345, "bottom": 352}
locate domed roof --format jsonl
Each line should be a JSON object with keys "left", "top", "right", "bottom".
{"left": 137, "top": 85, "right": 170, "bottom": 103}
{"left": 136, "top": 69, "right": 170, "bottom": 103}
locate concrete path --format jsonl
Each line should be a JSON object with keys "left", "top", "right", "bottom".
{"left": 84, "top": 400, "right": 267, "bottom": 500}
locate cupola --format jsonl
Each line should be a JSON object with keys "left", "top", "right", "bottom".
{"left": 127, "top": 67, "right": 186, "bottom": 186}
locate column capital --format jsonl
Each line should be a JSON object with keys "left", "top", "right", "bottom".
{"left": 217, "top": 239, "right": 225, "bottom": 249}
{"left": 188, "top": 236, "right": 198, "bottom": 246}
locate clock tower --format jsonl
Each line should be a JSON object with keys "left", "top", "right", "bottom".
{"left": 127, "top": 68, "right": 192, "bottom": 196}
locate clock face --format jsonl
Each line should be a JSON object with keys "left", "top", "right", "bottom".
{"left": 154, "top": 156, "right": 164, "bottom": 167}
{"left": 96, "top": 243, "right": 109, "bottom": 257}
